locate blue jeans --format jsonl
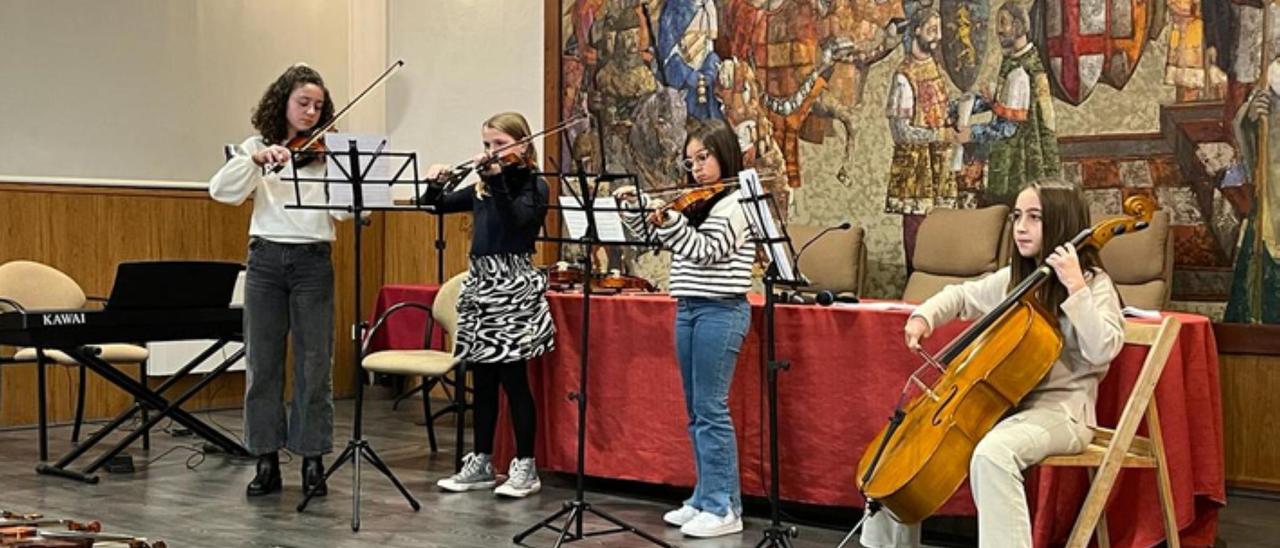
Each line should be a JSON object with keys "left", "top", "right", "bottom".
{"left": 243, "top": 237, "right": 335, "bottom": 457}
{"left": 675, "top": 296, "right": 750, "bottom": 517}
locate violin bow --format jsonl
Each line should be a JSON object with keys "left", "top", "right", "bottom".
{"left": 270, "top": 59, "right": 405, "bottom": 173}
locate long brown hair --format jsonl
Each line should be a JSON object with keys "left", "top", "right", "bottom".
{"left": 1007, "top": 180, "right": 1106, "bottom": 314}
{"left": 475, "top": 112, "right": 537, "bottom": 199}
{"left": 683, "top": 119, "right": 743, "bottom": 187}
{"left": 251, "top": 64, "right": 335, "bottom": 145}
{"left": 482, "top": 112, "right": 538, "bottom": 165}
{"left": 680, "top": 120, "right": 743, "bottom": 226}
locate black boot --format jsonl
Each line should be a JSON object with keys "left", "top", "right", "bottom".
{"left": 246, "top": 452, "right": 281, "bottom": 497}
{"left": 302, "top": 456, "right": 327, "bottom": 497}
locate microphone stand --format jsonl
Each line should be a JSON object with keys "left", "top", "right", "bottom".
{"left": 783, "top": 222, "right": 853, "bottom": 303}
{"left": 733, "top": 171, "right": 806, "bottom": 548}
{"left": 792, "top": 222, "right": 852, "bottom": 271}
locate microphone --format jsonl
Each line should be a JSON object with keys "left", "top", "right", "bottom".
{"left": 783, "top": 290, "right": 834, "bottom": 306}
{"left": 793, "top": 221, "right": 853, "bottom": 268}
{"left": 781, "top": 290, "right": 860, "bottom": 306}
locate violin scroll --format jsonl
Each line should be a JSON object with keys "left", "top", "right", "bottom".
{"left": 1081, "top": 194, "right": 1156, "bottom": 250}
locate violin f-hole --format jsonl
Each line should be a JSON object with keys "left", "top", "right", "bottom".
{"left": 930, "top": 386, "right": 959, "bottom": 426}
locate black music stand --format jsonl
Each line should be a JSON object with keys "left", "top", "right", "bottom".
{"left": 510, "top": 166, "right": 671, "bottom": 548}
{"left": 735, "top": 170, "right": 807, "bottom": 548}
{"left": 282, "top": 138, "right": 432, "bottom": 531}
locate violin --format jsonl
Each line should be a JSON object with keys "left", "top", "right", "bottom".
{"left": 854, "top": 195, "right": 1157, "bottom": 524}
{"left": 429, "top": 114, "right": 588, "bottom": 190}
{"left": 281, "top": 128, "right": 334, "bottom": 169}
{"left": 269, "top": 60, "right": 404, "bottom": 173}
{"left": 478, "top": 150, "right": 535, "bottom": 173}
{"left": 642, "top": 170, "right": 779, "bottom": 225}
{"left": 545, "top": 263, "right": 657, "bottom": 293}
{"left": 659, "top": 182, "right": 731, "bottom": 217}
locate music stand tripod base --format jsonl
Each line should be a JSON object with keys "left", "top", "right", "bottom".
{"left": 511, "top": 166, "right": 670, "bottom": 548}
{"left": 737, "top": 167, "right": 806, "bottom": 548}
{"left": 513, "top": 500, "right": 673, "bottom": 548}
{"left": 285, "top": 141, "right": 426, "bottom": 531}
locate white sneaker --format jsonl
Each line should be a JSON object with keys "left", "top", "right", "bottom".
{"left": 662, "top": 504, "right": 700, "bottom": 527}
{"left": 494, "top": 457, "right": 541, "bottom": 498}
{"left": 437, "top": 452, "right": 497, "bottom": 492}
{"left": 679, "top": 509, "right": 743, "bottom": 538}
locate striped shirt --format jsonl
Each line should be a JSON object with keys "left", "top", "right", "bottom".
{"left": 622, "top": 192, "right": 755, "bottom": 298}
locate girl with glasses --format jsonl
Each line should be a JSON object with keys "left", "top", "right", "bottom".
{"left": 612, "top": 120, "right": 752, "bottom": 539}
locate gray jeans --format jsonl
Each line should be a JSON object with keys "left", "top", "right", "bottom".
{"left": 243, "top": 237, "right": 335, "bottom": 457}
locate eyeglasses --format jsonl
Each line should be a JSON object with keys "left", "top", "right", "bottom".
{"left": 679, "top": 149, "right": 714, "bottom": 172}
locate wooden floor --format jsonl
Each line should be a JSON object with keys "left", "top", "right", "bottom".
{"left": 0, "top": 397, "right": 1274, "bottom": 548}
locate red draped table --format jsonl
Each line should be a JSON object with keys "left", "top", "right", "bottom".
{"left": 367, "top": 284, "right": 443, "bottom": 352}
{"left": 369, "top": 286, "right": 1225, "bottom": 547}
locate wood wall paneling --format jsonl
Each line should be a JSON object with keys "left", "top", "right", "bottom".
{"left": 0, "top": 183, "right": 397, "bottom": 428}
{"left": 1220, "top": 354, "right": 1280, "bottom": 491}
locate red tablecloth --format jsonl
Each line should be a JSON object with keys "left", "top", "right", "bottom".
{"left": 367, "top": 284, "right": 443, "bottom": 353}
{"left": 371, "top": 286, "right": 1225, "bottom": 547}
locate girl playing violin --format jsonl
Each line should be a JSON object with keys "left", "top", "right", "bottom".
{"left": 421, "top": 112, "right": 554, "bottom": 498}
{"left": 861, "top": 180, "right": 1125, "bottom": 548}
{"left": 613, "top": 120, "right": 753, "bottom": 539}
{"left": 209, "top": 63, "right": 347, "bottom": 498}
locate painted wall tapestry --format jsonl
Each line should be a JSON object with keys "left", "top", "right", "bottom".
{"left": 556, "top": 0, "right": 1276, "bottom": 324}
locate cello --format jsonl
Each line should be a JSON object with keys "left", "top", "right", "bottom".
{"left": 854, "top": 195, "right": 1156, "bottom": 524}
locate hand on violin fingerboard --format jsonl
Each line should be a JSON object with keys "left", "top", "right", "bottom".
{"left": 645, "top": 197, "right": 675, "bottom": 227}
{"left": 425, "top": 163, "right": 453, "bottom": 182}
{"left": 1046, "top": 244, "right": 1087, "bottom": 294}
{"left": 473, "top": 152, "right": 502, "bottom": 176}
{"left": 252, "top": 145, "right": 292, "bottom": 168}
{"left": 611, "top": 185, "right": 640, "bottom": 205}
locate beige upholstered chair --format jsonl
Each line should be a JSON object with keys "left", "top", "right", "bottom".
{"left": 788, "top": 223, "right": 867, "bottom": 297}
{"left": 902, "top": 205, "right": 1011, "bottom": 303}
{"left": 362, "top": 272, "right": 467, "bottom": 454}
{"left": 1039, "top": 316, "right": 1182, "bottom": 548}
{"left": 1094, "top": 210, "right": 1173, "bottom": 310}
{"left": 0, "top": 260, "right": 150, "bottom": 461}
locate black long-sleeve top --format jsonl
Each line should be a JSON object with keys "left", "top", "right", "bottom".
{"left": 421, "top": 164, "right": 549, "bottom": 256}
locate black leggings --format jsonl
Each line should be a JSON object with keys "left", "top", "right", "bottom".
{"left": 471, "top": 360, "right": 536, "bottom": 459}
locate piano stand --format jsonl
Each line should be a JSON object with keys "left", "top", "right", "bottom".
{"left": 36, "top": 339, "right": 249, "bottom": 483}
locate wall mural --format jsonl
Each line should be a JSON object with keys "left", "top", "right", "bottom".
{"left": 557, "top": 0, "right": 1279, "bottom": 325}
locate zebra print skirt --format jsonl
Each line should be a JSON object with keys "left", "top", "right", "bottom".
{"left": 454, "top": 253, "right": 556, "bottom": 364}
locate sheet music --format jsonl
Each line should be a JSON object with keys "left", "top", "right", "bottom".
{"left": 736, "top": 169, "right": 797, "bottom": 282}
{"left": 558, "top": 195, "right": 628, "bottom": 242}
{"left": 325, "top": 133, "right": 394, "bottom": 207}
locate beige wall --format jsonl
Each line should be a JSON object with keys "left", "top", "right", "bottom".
{"left": 0, "top": 0, "right": 356, "bottom": 184}
{"left": 0, "top": 0, "right": 543, "bottom": 191}
{"left": 386, "top": 0, "right": 546, "bottom": 200}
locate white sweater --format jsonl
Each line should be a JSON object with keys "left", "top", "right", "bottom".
{"left": 209, "top": 135, "right": 349, "bottom": 243}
